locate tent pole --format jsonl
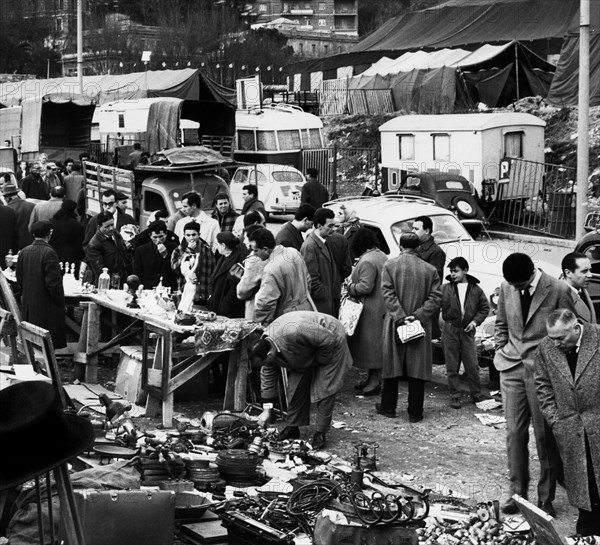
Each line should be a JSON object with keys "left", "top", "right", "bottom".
{"left": 576, "top": 0, "right": 590, "bottom": 240}
{"left": 514, "top": 42, "right": 520, "bottom": 101}
{"left": 77, "top": 0, "right": 83, "bottom": 95}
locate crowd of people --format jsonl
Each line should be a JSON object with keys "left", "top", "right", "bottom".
{"left": 3, "top": 163, "right": 600, "bottom": 535}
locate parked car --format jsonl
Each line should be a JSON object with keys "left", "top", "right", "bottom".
{"left": 324, "top": 195, "right": 560, "bottom": 303}
{"left": 574, "top": 210, "right": 600, "bottom": 315}
{"left": 229, "top": 163, "right": 306, "bottom": 217}
{"left": 386, "top": 171, "right": 488, "bottom": 238}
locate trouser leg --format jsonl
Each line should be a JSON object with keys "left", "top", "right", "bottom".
{"left": 315, "top": 394, "right": 336, "bottom": 433}
{"left": 461, "top": 331, "right": 482, "bottom": 396}
{"left": 525, "top": 368, "right": 557, "bottom": 504}
{"left": 577, "top": 433, "right": 600, "bottom": 535}
{"left": 285, "top": 369, "right": 312, "bottom": 428}
{"left": 407, "top": 377, "right": 425, "bottom": 418}
{"left": 501, "top": 364, "right": 530, "bottom": 498}
{"left": 442, "top": 325, "right": 462, "bottom": 396}
{"left": 381, "top": 377, "right": 399, "bottom": 412}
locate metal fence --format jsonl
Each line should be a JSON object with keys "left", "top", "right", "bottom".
{"left": 301, "top": 147, "right": 379, "bottom": 197}
{"left": 486, "top": 158, "right": 577, "bottom": 239}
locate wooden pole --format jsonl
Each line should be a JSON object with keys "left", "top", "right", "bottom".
{"left": 77, "top": 0, "right": 83, "bottom": 95}
{"left": 576, "top": 0, "right": 590, "bottom": 240}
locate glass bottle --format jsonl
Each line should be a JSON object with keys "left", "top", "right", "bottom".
{"left": 98, "top": 268, "right": 110, "bottom": 293}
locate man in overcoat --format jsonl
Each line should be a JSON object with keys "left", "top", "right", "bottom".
{"left": 249, "top": 228, "right": 313, "bottom": 325}
{"left": 378, "top": 232, "right": 441, "bottom": 423}
{"left": 561, "top": 252, "right": 596, "bottom": 323}
{"left": 132, "top": 220, "right": 178, "bottom": 290}
{"left": 494, "top": 252, "right": 575, "bottom": 516}
{"left": 249, "top": 311, "right": 353, "bottom": 450}
{"left": 300, "top": 207, "right": 336, "bottom": 315}
{"left": 300, "top": 168, "right": 329, "bottom": 209}
{"left": 275, "top": 203, "right": 315, "bottom": 251}
{"left": 535, "top": 309, "right": 600, "bottom": 535}
{"left": 16, "top": 221, "right": 66, "bottom": 348}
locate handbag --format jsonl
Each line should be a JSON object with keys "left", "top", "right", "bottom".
{"left": 338, "top": 295, "right": 363, "bottom": 336}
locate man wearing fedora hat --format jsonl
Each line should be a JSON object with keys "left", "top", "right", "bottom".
{"left": 16, "top": 220, "right": 67, "bottom": 349}
{"left": 3, "top": 181, "right": 35, "bottom": 250}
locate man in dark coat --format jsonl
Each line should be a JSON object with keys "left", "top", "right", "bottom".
{"left": 4, "top": 182, "right": 35, "bottom": 250}
{"left": 275, "top": 203, "right": 315, "bottom": 251}
{"left": 0, "top": 203, "right": 17, "bottom": 267}
{"left": 413, "top": 215, "right": 446, "bottom": 338}
{"left": 85, "top": 211, "right": 133, "bottom": 285}
{"left": 494, "top": 253, "right": 574, "bottom": 517}
{"left": 21, "top": 163, "right": 50, "bottom": 200}
{"left": 300, "top": 168, "right": 329, "bottom": 209}
{"left": 327, "top": 228, "right": 352, "bottom": 316}
{"left": 133, "top": 220, "right": 178, "bottom": 290}
{"left": 241, "top": 184, "right": 267, "bottom": 218}
{"left": 300, "top": 208, "right": 337, "bottom": 316}
{"left": 378, "top": 232, "right": 441, "bottom": 423}
{"left": 83, "top": 189, "right": 136, "bottom": 247}
{"left": 249, "top": 311, "right": 353, "bottom": 450}
{"left": 535, "top": 309, "right": 600, "bottom": 535}
{"left": 16, "top": 221, "right": 66, "bottom": 348}
{"left": 561, "top": 252, "right": 596, "bottom": 323}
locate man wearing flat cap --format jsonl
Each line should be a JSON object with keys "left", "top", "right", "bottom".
{"left": 16, "top": 220, "right": 66, "bottom": 348}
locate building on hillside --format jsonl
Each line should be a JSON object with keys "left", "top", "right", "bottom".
{"left": 244, "top": 0, "right": 358, "bottom": 36}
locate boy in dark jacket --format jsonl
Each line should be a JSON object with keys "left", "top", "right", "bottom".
{"left": 441, "top": 256, "right": 490, "bottom": 408}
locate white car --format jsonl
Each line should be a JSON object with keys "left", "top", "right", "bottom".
{"left": 229, "top": 163, "right": 305, "bottom": 217}
{"left": 324, "top": 195, "right": 561, "bottom": 303}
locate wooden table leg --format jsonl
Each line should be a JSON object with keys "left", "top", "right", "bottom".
{"left": 224, "top": 337, "right": 250, "bottom": 412}
{"left": 143, "top": 326, "right": 175, "bottom": 427}
{"left": 74, "top": 302, "right": 99, "bottom": 384}
{"left": 54, "top": 463, "right": 86, "bottom": 545}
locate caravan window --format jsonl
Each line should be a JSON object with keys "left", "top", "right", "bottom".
{"left": 504, "top": 131, "right": 523, "bottom": 158}
{"left": 432, "top": 134, "right": 450, "bottom": 161}
{"left": 257, "top": 130, "right": 277, "bottom": 150}
{"left": 309, "top": 128, "right": 323, "bottom": 148}
{"left": 278, "top": 130, "right": 301, "bottom": 150}
{"left": 397, "top": 134, "right": 415, "bottom": 160}
{"left": 238, "top": 130, "right": 256, "bottom": 151}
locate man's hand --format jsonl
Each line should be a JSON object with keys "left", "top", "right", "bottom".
{"left": 464, "top": 321, "right": 477, "bottom": 333}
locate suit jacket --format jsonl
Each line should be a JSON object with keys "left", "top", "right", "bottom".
{"left": 566, "top": 284, "right": 596, "bottom": 324}
{"left": 326, "top": 231, "right": 352, "bottom": 302}
{"left": 301, "top": 232, "right": 336, "bottom": 316}
{"left": 15, "top": 240, "right": 66, "bottom": 348}
{"left": 264, "top": 311, "right": 352, "bottom": 403}
{"left": 133, "top": 240, "right": 178, "bottom": 290}
{"left": 7, "top": 198, "right": 35, "bottom": 250}
{"left": 494, "top": 270, "right": 575, "bottom": 372}
{"left": 254, "top": 245, "right": 313, "bottom": 324}
{"left": 417, "top": 235, "right": 446, "bottom": 280}
{"left": 0, "top": 204, "right": 16, "bottom": 266}
{"left": 86, "top": 230, "right": 133, "bottom": 285}
{"left": 380, "top": 249, "right": 441, "bottom": 380}
{"left": 275, "top": 222, "right": 304, "bottom": 251}
{"left": 535, "top": 323, "right": 600, "bottom": 510}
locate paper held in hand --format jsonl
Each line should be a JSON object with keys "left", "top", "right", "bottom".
{"left": 396, "top": 320, "right": 425, "bottom": 343}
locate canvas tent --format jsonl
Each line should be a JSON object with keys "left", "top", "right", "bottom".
{"left": 0, "top": 68, "right": 236, "bottom": 138}
{"left": 546, "top": 4, "right": 600, "bottom": 107}
{"left": 321, "top": 41, "right": 555, "bottom": 115}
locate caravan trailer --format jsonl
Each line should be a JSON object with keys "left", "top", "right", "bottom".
{"left": 379, "top": 113, "right": 546, "bottom": 199}
{"left": 234, "top": 104, "right": 324, "bottom": 168}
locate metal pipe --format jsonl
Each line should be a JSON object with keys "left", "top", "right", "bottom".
{"left": 576, "top": 0, "right": 590, "bottom": 240}
{"left": 77, "top": 0, "right": 83, "bottom": 95}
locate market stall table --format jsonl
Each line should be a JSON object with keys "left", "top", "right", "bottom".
{"left": 73, "top": 290, "right": 260, "bottom": 427}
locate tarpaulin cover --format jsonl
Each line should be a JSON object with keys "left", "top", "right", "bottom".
{"left": 146, "top": 97, "right": 182, "bottom": 155}
{"left": 351, "top": 0, "right": 578, "bottom": 54}
{"left": 153, "top": 145, "right": 236, "bottom": 166}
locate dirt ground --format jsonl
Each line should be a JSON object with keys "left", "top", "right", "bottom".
{"left": 77, "top": 356, "right": 580, "bottom": 539}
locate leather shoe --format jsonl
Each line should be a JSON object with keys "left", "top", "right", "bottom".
{"left": 375, "top": 403, "right": 397, "bottom": 418}
{"left": 277, "top": 426, "right": 300, "bottom": 440}
{"left": 312, "top": 432, "right": 326, "bottom": 450}
{"left": 538, "top": 501, "right": 556, "bottom": 518}
{"left": 409, "top": 413, "right": 423, "bottom": 423}
{"left": 501, "top": 498, "right": 519, "bottom": 515}
{"left": 354, "top": 376, "right": 370, "bottom": 391}
{"left": 361, "top": 383, "right": 381, "bottom": 396}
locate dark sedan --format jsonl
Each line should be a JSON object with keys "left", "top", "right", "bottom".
{"left": 386, "top": 171, "right": 488, "bottom": 238}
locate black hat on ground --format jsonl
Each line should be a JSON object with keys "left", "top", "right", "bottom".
{"left": 0, "top": 381, "right": 94, "bottom": 491}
